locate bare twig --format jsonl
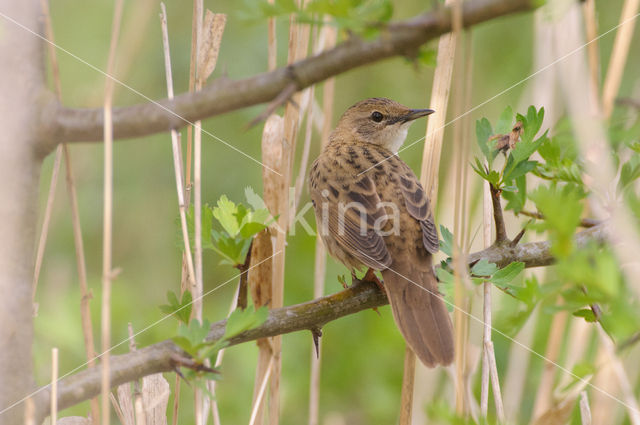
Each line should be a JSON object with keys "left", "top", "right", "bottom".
{"left": 101, "top": 2, "right": 124, "bottom": 424}
{"left": 43, "top": 0, "right": 537, "bottom": 150}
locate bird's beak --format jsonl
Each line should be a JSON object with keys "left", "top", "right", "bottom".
{"left": 400, "top": 108, "right": 435, "bottom": 123}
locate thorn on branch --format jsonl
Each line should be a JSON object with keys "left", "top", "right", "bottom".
{"left": 311, "top": 327, "right": 322, "bottom": 358}
{"left": 170, "top": 353, "right": 220, "bottom": 375}
{"left": 510, "top": 227, "right": 527, "bottom": 246}
{"left": 248, "top": 82, "right": 298, "bottom": 128}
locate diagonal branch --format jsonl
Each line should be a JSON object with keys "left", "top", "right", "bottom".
{"left": 31, "top": 223, "right": 607, "bottom": 423}
{"left": 38, "top": 0, "right": 536, "bottom": 153}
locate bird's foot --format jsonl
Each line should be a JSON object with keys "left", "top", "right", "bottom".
{"left": 363, "top": 268, "right": 384, "bottom": 292}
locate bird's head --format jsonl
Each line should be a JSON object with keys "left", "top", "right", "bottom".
{"left": 332, "top": 98, "right": 434, "bottom": 153}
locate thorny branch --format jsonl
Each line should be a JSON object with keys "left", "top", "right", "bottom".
{"left": 32, "top": 223, "right": 607, "bottom": 422}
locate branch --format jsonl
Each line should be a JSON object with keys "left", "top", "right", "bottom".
{"left": 518, "top": 209, "right": 600, "bottom": 228}
{"left": 38, "top": 0, "right": 536, "bottom": 153}
{"left": 31, "top": 223, "right": 608, "bottom": 421}
{"left": 468, "top": 223, "right": 607, "bottom": 268}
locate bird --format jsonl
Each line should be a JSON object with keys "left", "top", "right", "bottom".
{"left": 308, "top": 97, "right": 454, "bottom": 367}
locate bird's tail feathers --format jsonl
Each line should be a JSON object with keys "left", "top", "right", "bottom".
{"left": 382, "top": 262, "right": 454, "bottom": 367}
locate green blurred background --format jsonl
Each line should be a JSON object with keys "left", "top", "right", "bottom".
{"left": 32, "top": 0, "right": 638, "bottom": 423}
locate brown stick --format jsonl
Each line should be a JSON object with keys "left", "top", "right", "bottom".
{"left": 41, "top": 0, "right": 537, "bottom": 151}
{"left": 490, "top": 184, "right": 508, "bottom": 243}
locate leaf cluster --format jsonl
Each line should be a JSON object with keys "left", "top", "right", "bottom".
{"left": 470, "top": 106, "right": 640, "bottom": 343}
{"left": 238, "top": 0, "right": 395, "bottom": 38}
{"left": 185, "top": 189, "right": 272, "bottom": 267}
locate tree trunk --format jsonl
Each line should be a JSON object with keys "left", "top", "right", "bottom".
{"left": 0, "top": 0, "right": 46, "bottom": 423}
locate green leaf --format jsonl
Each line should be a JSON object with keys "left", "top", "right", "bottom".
{"left": 239, "top": 221, "right": 268, "bottom": 239}
{"left": 572, "top": 309, "right": 597, "bottom": 323}
{"left": 490, "top": 262, "right": 525, "bottom": 286}
{"left": 224, "top": 305, "right": 269, "bottom": 339}
{"left": 529, "top": 184, "right": 584, "bottom": 258}
{"left": 495, "top": 106, "right": 513, "bottom": 134}
{"left": 212, "top": 195, "right": 241, "bottom": 237}
{"left": 503, "top": 174, "right": 527, "bottom": 213}
{"left": 159, "top": 290, "right": 192, "bottom": 324}
{"left": 471, "top": 259, "right": 499, "bottom": 277}
{"left": 620, "top": 155, "right": 640, "bottom": 190}
{"left": 172, "top": 336, "right": 195, "bottom": 355}
{"left": 475, "top": 118, "right": 493, "bottom": 164}
{"left": 504, "top": 160, "right": 537, "bottom": 182}
{"left": 439, "top": 225, "right": 454, "bottom": 257}
{"left": 177, "top": 319, "right": 211, "bottom": 350}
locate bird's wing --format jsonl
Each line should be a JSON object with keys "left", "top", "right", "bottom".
{"left": 396, "top": 166, "right": 440, "bottom": 254}
{"left": 310, "top": 169, "right": 392, "bottom": 270}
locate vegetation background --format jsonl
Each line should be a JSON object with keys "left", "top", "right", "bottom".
{"left": 30, "top": 0, "right": 640, "bottom": 424}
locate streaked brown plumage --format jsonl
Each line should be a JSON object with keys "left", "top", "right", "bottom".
{"left": 309, "top": 98, "right": 454, "bottom": 367}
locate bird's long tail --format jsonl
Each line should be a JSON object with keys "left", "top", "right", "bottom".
{"left": 381, "top": 261, "right": 454, "bottom": 367}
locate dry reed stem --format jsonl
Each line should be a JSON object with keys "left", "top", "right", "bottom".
{"left": 420, "top": 0, "right": 459, "bottom": 202}
{"left": 582, "top": 0, "right": 601, "bottom": 114}
{"left": 159, "top": 2, "right": 197, "bottom": 309}
{"left": 171, "top": 374, "right": 180, "bottom": 425}
{"left": 580, "top": 391, "right": 592, "bottom": 425}
{"left": 51, "top": 348, "right": 58, "bottom": 425}
{"left": 249, "top": 231, "right": 274, "bottom": 425}
{"left": 251, "top": 115, "right": 284, "bottom": 425}
{"left": 41, "top": 1, "right": 100, "bottom": 416}
{"left": 25, "top": 397, "right": 35, "bottom": 425}
{"left": 308, "top": 24, "right": 336, "bottom": 425}
{"left": 558, "top": 0, "right": 640, "bottom": 308}
{"left": 270, "top": 8, "right": 311, "bottom": 424}
{"left": 31, "top": 144, "right": 61, "bottom": 310}
{"left": 101, "top": 2, "right": 124, "bottom": 424}
{"left": 32, "top": 0, "right": 66, "bottom": 311}
{"left": 127, "top": 323, "right": 146, "bottom": 425}
{"left": 598, "top": 326, "right": 640, "bottom": 425}
{"left": 249, "top": 357, "right": 275, "bottom": 425}
{"left": 191, "top": 0, "right": 204, "bottom": 328}
{"left": 209, "top": 286, "right": 239, "bottom": 425}
{"left": 112, "top": 391, "right": 130, "bottom": 425}
{"left": 601, "top": 0, "right": 640, "bottom": 118}
{"left": 268, "top": 0, "right": 277, "bottom": 71}
{"left": 293, "top": 88, "right": 315, "bottom": 213}
{"left": 449, "top": 0, "right": 470, "bottom": 416}
{"left": 532, "top": 307, "right": 568, "bottom": 419}
{"left": 413, "top": 0, "right": 459, "bottom": 420}
{"left": 398, "top": 347, "right": 416, "bottom": 425}
{"left": 502, "top": 308, "right": 537, "bottom": 423}
{"left": 480, "top": 172, "right": 492, "bottom": 416}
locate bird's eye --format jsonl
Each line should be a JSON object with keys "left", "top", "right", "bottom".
{"left": 370, "top": 111, "right": 384, "bottom": 122}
